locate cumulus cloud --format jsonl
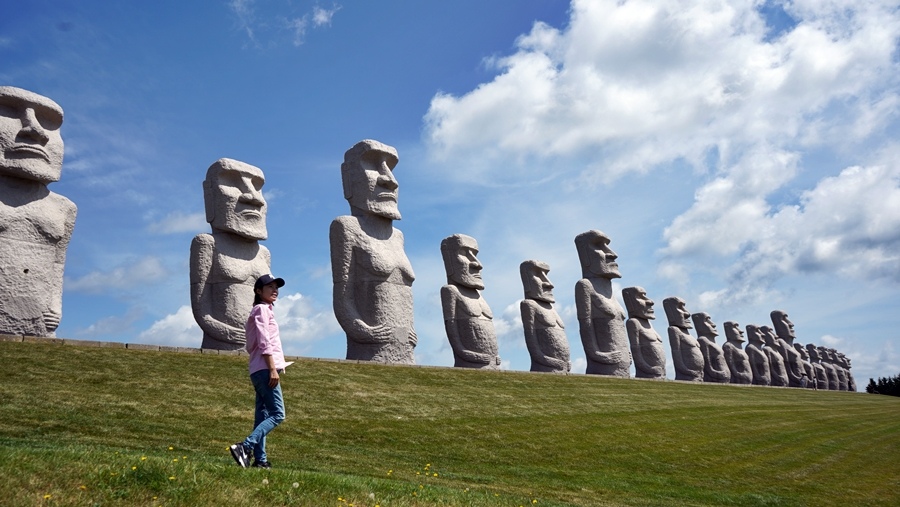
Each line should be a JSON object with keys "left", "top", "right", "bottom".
{"left": 66, "top": 256, "right": 169, "bottom": 294}
{"left": 274, "top": 292, "right": 340, "bottom": 354}
{"left": 136, "top": 305, "right": 201, "bottom": 347}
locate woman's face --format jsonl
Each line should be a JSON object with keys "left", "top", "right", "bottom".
{"left": 256, "top": 281, "right": 279, "bottom": 304}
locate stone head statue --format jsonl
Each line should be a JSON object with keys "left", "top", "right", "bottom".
{"left": 340, "top": 139, "right": 401, "bottom": 220}
{"left": 663, "top": 297, "right": 691, "bottom": 330}
{"left": 691, "top": 312, "right": 718, "bottom": 337}
{"left": 806, "top": 343, "right": 820, "bottom": 361}
{"left": 622, "top": 286, "right": 654, "bottom": 320}
{"left": 724, "top": 321, "right": 745, "bottom": 344}
{"left": 746, "top": 324, "right": 764, "bottom": 346}
{"left": 521, "top": 260, "right": 554, "bottom": 303}
{"left": 793, "top": 342, "right": 810, "bottom": 360}
{"left": 770, "top": 310, "right": 795, "bottom": 342}
{"left": 760, "top": 326, "right": 777, "bottom": 347}
{"left": 574, "top": 229, "right": 621, "bottom": 279}
{"left": 0, "top": 86, "right": 65, "bottom": 184}
{"left": 203, "top": 158, "right": 267, "bottom": 241}
{"left": 441, "top": 234, "right": 483, "bottom": 290}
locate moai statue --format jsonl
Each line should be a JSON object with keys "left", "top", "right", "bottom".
{"left": 838, "top": 353, "right": 856, "bottom": 391}
{"left": 827, "top": 348, "right": 849, "bottom": 391}
{"left": 574, "top": 230, "right": 631, "bottom": 377}
{"left": 817, "top": 345, "right": 840, "bottom": 390}
{"left": 761, "top": 326, "right": 789, "bottom": 387}
{"left": 622, "top": 286, "right": 666, "bottom": 380}
{"left": 440, "top": 234, "right": 500, "bottom": 369}
{"left": 722, "top": 321, "right": 752, "bottom": 384}
{"left": 520, "top": 260, "right": 571, "bottom": 373}
{"left": 664, "top": 297, "right": 703, "bottom": 382}
{"left": 805, "top": 343, "right": 829, "bottom": 390}
{"left": 330, "top": 140, "right": 416, "bottom": 364}
{"left": 770, "top": 310, "right": 808, "bottom": 388}
{"left": 190, "top": 159, "right": 271, "bottom": 350}
{"left": 792, "top": 343, "right": 817, "bottom": 389}
{"left": 745, "top": 325, "right": 771, "bottom": 386}
{"left": 0, "top": 86, "right": 76, "bottom": 337}
{"left": 692, "top": 312, "right": 730, "bottom": 384}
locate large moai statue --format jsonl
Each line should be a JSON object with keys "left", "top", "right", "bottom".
{"left": 574, "top": 230, "right": 631, "bottom": 377}
{"left": 190, "top": 158, "right": 271, "bottom": 350}
{"left": 826, "top": 348, "right": 849, "bottom": 391}
{"left": 520, "top": 260, "right": 571, "bottom": 373}
{"left": 770, "top": 310, "right": 808, "bottom": 388}
{"left": 622, "top": 286, "right": 666, "bottom": 380}
{"left": 745, "top": 325, "right": 771, "bottom": 386}
{"left": 817, "top": 345, "right": 840, "bottom": 390}
{"left": 440, "top": 234, "right": 500, "bottom": 369}
{"left": 692, "top": 312, "right": 731, "bottom": 384}
{"left": 0, "top": 86, "right": 76, "bottom": 337}
{"left": 838, "top": 353, "right": 856, "bottom": 391}
{"left": 805, "top": 343, "right": 829, "bottom": 390}
{"left": 722, "top": 321, "right": 753, "bottom": 384}
{"left": 761, "top": 326, "right": 789, "bottom": 387}
{"left": 792, "top": 343, "right": 817, "bottom": 389}
{"left": 330, "top": 140, "right": 416, "bottom": 364}
{"left": 664, "top": 297, "right": 703, "bottom": 382}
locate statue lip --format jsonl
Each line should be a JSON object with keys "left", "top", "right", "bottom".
{"left": 8, "top": 144, "right": 50, "bottom": 162}
{"left": 238, "top": 209, "right": 262, "bottom": 218}
{"left": 376, "top": 191, "right": 397, "bottom": 201}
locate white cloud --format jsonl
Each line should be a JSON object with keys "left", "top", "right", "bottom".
{"left": 66, "top": 256, "right": 169, "bottom": 293}
{"left": 274, "top": 292, "right": 340, "bottom": 354}
{"left": 76, "top": 307, "right": 143, "bottom": 338}
{"left": 136, "top": 305, "right": 201, "bottom": 347}
{"left": 311, "top": 5, "right": 340, "bottom": 27}
{"left": 229, "top": 0, "right": 340, "bottom": 47}
{"left": 147, "top": 211, "right": 207, "bottom": 235}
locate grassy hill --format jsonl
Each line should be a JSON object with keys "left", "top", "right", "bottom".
{"left": 1, "top": 340, "right": 898, "bottom": 507}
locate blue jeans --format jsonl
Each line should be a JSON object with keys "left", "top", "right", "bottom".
{"left": 243, "top": 369, "right": 285, "bottom": 463}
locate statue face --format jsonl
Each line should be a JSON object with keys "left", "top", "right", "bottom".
{"left": 623, "top": 287, "right": 654, "bottom": 320}
{"left": 345, "top": 149, "right": 400, "bottom": 220}
{"left": 793, "top": 343, "right": 809, "bottom": 360}
{"left": 663, "top": 297, "right": 691, "bottom": 329}
{"left": 692, "top": 312, "right": 718, "bottom": 337}
{"left": 724, "top": 321, "right": 745, "bottom": 343}
{"left": 761, "top": 326, "right": 777, "bottom": 346}
{"left": 523, "top": 264, "right": 555, "bottom": 303}
{"left": 0, "top": 87, "right": 64, "bottom": 184}
{"left": 806, "top": 344, "right": 819, "bottom": 361}
{"left": 576, "top": 231, "right": 621, "bottom": 279}
{"left": 205, "top": 159, "right": 267, "bottom": 240}
{"left": 449, "top": 244, "right": 484, "bottom": 290}
{"left": 745, "top": 325, "right": 763, "bottom": 345}
{"left": 771, "top": 311, "right": 795, "bottom": 339}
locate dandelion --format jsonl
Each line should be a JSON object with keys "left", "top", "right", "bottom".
{"left": 79, "top": 485, "right": 87, "bottom": 491}
{"left": 367, "top": 493, "right": 375, "bottom": 500}
{"left": 262, "top": 478, "right": 269, "bottom": 485}
{"left": 132, "top": 466, "right": 137, "bottom": 471}
{"left": 465, "top": 488, "right": 470, "bottom": 493}
{"left": 168, "top": 446, "right": 173, "bottom": 450}
{"left": 533, "top": 500, "right": 538, "bottom": 504}
{"left": 43, "top": 494, "right": 51, "bottom": 499}
{"left": 169, "top": 476, "right": 175, "bottom": 481}
{"left": 416, "top": 471, "right": 420, "bottom": 476}
{"left": 293, "top": 482, "right": 299, "bottom": 488}
{"left": 141, "top": 456, "right": 147, "bottom": 461}
{"left": 387, "top": 469, "right": 393, "bottom": 476}
{"left": 433, "top": 473, "right": 438, "bottom": 477}
{"left": 173, "top": 458, "right": 178, "bottom": 462}
{"left": 182, "top": 456, "right": 187, "bottom": 459}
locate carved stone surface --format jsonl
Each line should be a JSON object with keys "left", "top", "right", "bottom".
{"left": 818, "top": 345, "right": 840, "bottom": 390}
{"left": 190, "top": 158, "right": 271, "bottom": 350}
{"left": 574, "top": 230, "right": 631, "bottom": 377}
{"left": 622, "top": 286, "right": 666, "bottom": 379}
{"left": 440, "top": 234, "right": 500, "bottom": 369}
{"left": 805, "top": 343, "right": 829, "bottom": 390}
{"left": 722, "top": 321, "right": 752, "bottom": 384}
{"left": 520, "top": 260, "right": 571, "bottom": 373}
{"left": 826, "top": 348, "right": 849, "bottom": 391}
{"left": 0, "top": 87, "right": 76, "bottom": 337}
{"left": 692, "top": 312, "right": 731, "bottom": 384}
{"left": 838, "top": 353, "right": 856, "bottom": 391}
{"left": 793, "top": 343, "right": 817, "bottom": 389}
{"left": 664, "top": 297, "right": 702, "bottom": 382}
{"left": 761, "top": 326, "right": 789, "bottom": 387}
{"left": 770, "top": 310, "right": 808, "bottom": 388}
{"left": 745, "top": 325, "right": 771, "bottom": 386}
{"left": 330, "top": 140, "right": 416, "bottom": 364}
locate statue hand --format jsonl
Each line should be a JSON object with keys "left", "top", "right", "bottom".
{"left": 595, "top": 350, "right": 623, "bottom": 364}
{"left": 42, "top": 309, "right": 61, "bottom": 332}
{"left": 408, "top": 329, "right": 418, "bottom": 346}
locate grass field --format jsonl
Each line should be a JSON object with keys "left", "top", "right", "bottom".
{"left": 1, "top": 340, "right": 898, "bottom": 507}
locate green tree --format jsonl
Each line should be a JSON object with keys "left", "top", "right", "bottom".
{"left": 866, "top": 373, "right": 900, "bottom": 397}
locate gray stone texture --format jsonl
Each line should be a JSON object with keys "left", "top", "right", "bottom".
{"left": 520, "top": 260, "right": 571, "bottom": 373}
{"left": 793, "top": 343, "right": 817, "bottom": 389}
{"left": 805, "top": 343, "right": 830, "bottom": 390}
{"left": 574, "top": 230, "right": 631, "bottom": 377}
{"left": 770, "top": 310, "right": 808, "bottom": 388}
{"left": 818, "top": 345, "right": 840, "bottom": 390}
{"left": 722, "top": 321, "right": 753, "bottom": 384}
{"left": 190, "top": 158, "right": 271, "bottom": 351}
{"left": 664, "top": 297, "right": 703, "bottom": 382}
{"left": 331, "top": 140, "right": 416, "bottom": 364}
{"left": 440, "top": 234, "right": 500, "bottom": 369}
{"left": 692, "top": 312, "right": 731, "bottom": 384}
{"left": 0, "top": 86, "right": 76, "bottom": 337}
{"left": 622, "top": 286, "right": 666, "bottom": 379}
{"left": 745, "top": 325, "right": 771, "bottom": 386}
{"left": 761, "top": 326, "right": 789, "bottom": 387}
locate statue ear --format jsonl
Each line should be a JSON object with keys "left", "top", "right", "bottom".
{"left": 341, "top": 162, "right": 353, "bottom": 200}
{"left": 203, "top": 179, "right": 215, "bottom": 224}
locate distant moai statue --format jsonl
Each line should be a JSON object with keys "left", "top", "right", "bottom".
{"left": 761, "top": 326, "right": 789, "bottom": 387}
{"left": 826, "top": 348, "right": 849, "bottom": 391}
{"left": 722, "top": 321, "right": 752, "bottom": 384}
{"left": 440, "top": 234, "right": 500, "bottom": 369}
{"left": 793, "top": 343, "right": 817, "bottom": 389}
{"left": 0, "top": 86, "right": 76, "bottom": 337}
{"left": 770, "top": 310, "right": 808, "bottom": 388}
{"left": 574, "top": 230, "right": 631, "bottom": 377}
{"left": 330, "top": 140, "right": 416, "bottom": 364}
{"left": 837, "top": 353, "right": 856, "bottom": 391}
{"left": 805, "top": 343, "right": 829, "bottom": 390}
{"left": 520, "top": 260, "right": 571, "bottom": 373}
{"left": 190, "top": 158, "right": 271, "bottom": 350}
{"left": 817, "top": 345, "right": 840, "bottom": 390}
{"left": 744, "top": 325, "right": 771, "bottom": 386}
{"left": 622, "top": 286, "right": 666, "bottom": 380}
{"left": 664, "top": 297, "right": 703, "bottom": 382}
{"left": 692, "top": 312, "right": 730, "bottom": 384}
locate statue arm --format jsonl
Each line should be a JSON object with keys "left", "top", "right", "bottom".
{"left": 329, "top": 219, "right": 392, "bottom": 344}
{"left": 442, "top": 286, "right": 493, "bottom": 364}
{"left": 575, "top": 280, "right": 622, "bottom": 364}
{"left": 190, "top": 234, "right": 244, "bottom": 345}
{"left": 668, "top": 328, "right": 688, "bottom": 375}
{"left": 522, "top": 300, "right": 568, "bottom": 370}
{"left": 627, "top": 320, "right": 663, "bottom": 375}
{"left": 44, "top": 199, "right": 77, "bottom": 333}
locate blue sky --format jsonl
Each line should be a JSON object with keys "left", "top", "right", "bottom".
{"left": 3, "top": 0, "right": 899, "bottom": 388}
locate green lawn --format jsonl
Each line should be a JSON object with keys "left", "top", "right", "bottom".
{"left": 1, "top": 340, "right": 898, "bottom": 506}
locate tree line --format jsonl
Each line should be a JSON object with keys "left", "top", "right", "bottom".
{"left": 865, "top": 373, "right": 900, "bottom": 397}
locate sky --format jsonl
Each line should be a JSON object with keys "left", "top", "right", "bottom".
{"left": 3, "top": 0, "right": 899, "bottom": 389}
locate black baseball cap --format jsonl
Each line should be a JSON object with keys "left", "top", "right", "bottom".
{"left": 254, "top": 274, "right": 285, "bottom": 290}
